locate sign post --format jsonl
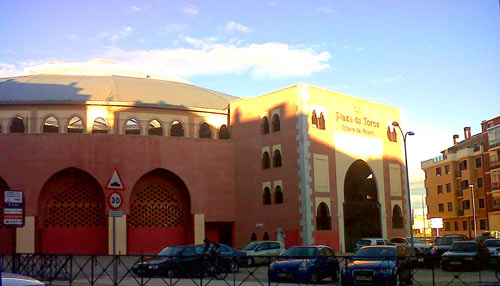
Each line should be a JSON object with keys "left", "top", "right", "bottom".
{"left": 4, "top": 190, "right": 24, "bottom": 227}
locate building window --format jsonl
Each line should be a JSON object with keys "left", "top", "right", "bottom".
{"left": 479, "top": 198, "right": 485, "bottom": 208}
{"left": 148, "top": 120, "right": 163, "bottom": 136}
{"left": 262, "top": 152, "right": 270, "bottom": 169}
{"left": 479, "top": 219, "right": 487, "bottom": 230}
{"left": 273, "top": 150, "right": 282, "bottom": 167}
{"left": 219, "top": 125, "right": 230, "bottom": 139}
{"left": 92, "top": 117, "right": 108, "bottom": 134}
{"left": 199, "top": 122, "right": 211, "bottom": 138}
{"left": 263, "top": 232, "right": 270, "bottom": 241}
{"left": 43, "top": 116, "right": 59, "bottom": 133}
{"left": 477, "top": 177, "right": 483, "bottom": 188}
{"left": 463, "top": 200, "right": 471, "bottom": 210}
{"left": 312, "top": 111, "right": 318, "bottom": 127}
{"left": 316, "top": 202, "right": 331, "bottom": 230}
{"left": 261, "top": 117, "right": 270, "bottom": 134}
{"left": 454, "top": 221, "right": 459, "bottom": 231}
{"left": 436, "top": 167, "right": 442, "bottom": 176}
{"left": 446, "top": 183, "right": 451, "bottom": 193}
{"left": 445, "top": 222, "right": 450, "bottom": 231}
{"left": 392, "top": 205, "right": 404, "bottom": 229}
{"left": 125, "top": 118, "right": 140, "bottom": 135}
{"left": 170, "top": 121, "right": 184, "bottom": 137}
{"left": 447, "top": 202, "right": 453, "bottom": 212}
{"left": 272, "top": 114, "right": 280, "bottom": 132}
{"left": 274, "top": 186, "right": 283, "bottom": 204}
{"left": 437, "top": 185, "right": 443, "bottom": 194}
{"left": 263, "top": 187, "right": 271, "bottom": 205}
{"left": 10, "top": 116, "right": 25, "bottom": 133}
{"left": 475, "top": 157, "right": 482, "bottom": 168}
{"left": 251, "top": 233, "right": 257, "bottom": 241}
{"left": 445, "top": 165, "right": 451, "bottom": 174}
{"left": 494, "top": 197, "right": 500, "bottom": 207}
{"left": 318, "top": 113, "right": 325, "bottom": 130}
{"left": 459, "top": 160, "right": 468, "bottom": 170}
{"left": 67, "top": 116, "right": 83, "bottom": 133}
{"left": 460, "top": 180, "right": 469, "bottom": 190}
{"left": 438, "top": 203, "right": 444, "bottom": 212}
{"left": 462, "top": 220, "right": 468, "bottom": 230}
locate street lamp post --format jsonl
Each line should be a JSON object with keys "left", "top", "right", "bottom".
{"left": 393, "top": 121, "right": 415, "bottom": 256}
{"left": 469, "top": 184, "right": 477, "bottom": 238}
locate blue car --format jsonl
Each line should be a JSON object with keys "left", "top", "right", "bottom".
{"left": 341, "top": 245, "right": 412, "bottom": 286}
{"left": 268, "top": 245, "right": 340, "bottom": 283}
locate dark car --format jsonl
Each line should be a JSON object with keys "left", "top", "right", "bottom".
{"left": 341, "top": 245, "right": 412, "bottom": 286}
{"left": 268, "top": 245, "right": 340, "bottom": 283}
{"left": 218, "top": 244, "right": 250, "bottom": 272}
{"left": 441, "top": 241, "right": 489, "bottom": 271}
{"left": 432, "top": 234, "right": 469, "bottom": 257}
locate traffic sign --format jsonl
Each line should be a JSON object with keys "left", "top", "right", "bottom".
{"left": 108, "top": 192, "right": 123, "bottom": 210}
{"left": 108, "top": 210, "right": 123, "bottom": 217}
{"left": 3, "top": 190, "right": 24, "bottom": 227}
{"left": 106, "top": 169, "right": 125, "bottom": 190}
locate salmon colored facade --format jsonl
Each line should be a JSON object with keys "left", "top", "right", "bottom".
{"left": 0, "top": 68, "right": 410, "bottom": 255}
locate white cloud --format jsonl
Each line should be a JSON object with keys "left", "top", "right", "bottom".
{"left": 226, "top": 21, "right": 250, "bottom": 33}
{"left": 130, "top": 5, "right": 142, "bottom": 12}
{"left": 0, "top": 63, "right": 24, "bottom": 77}
{"left": 101, "top": 38, "right": 331, "bottom": 78}
{"left": 317, "top": 7, "right": 336, "bottom": 14}
{"left": 99, "top": 26, "right": 133, "bottom": 43}
{"left": 182, "top": 4, "right": 199, "bottom": 15}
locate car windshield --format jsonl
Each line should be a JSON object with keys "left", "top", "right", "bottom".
{"left": 355, "top": 247, "right": 396, "bottom": 258}
{"left": 242, "top": 242, "right": 258, "bottom": 251}
{"left": 450, "top": 243, "right": 478, "bottom": 252}
{"left": 437, "top": 237, "right": 461, "bottom": 245}
{"left": 158, "top": 246, "right": 184, "bottom": 256}
{"left": 282, "top": 247, "right": 317, "bottom": 257}
{"left": 485, "top": 240, "right": 500, "bottom": 247}
{"left": 356, "top": 240, "right": 371, "bottom": 246}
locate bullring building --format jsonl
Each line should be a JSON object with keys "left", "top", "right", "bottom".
{"left": 0, "top": 60, "right": 410, "bottom": 255}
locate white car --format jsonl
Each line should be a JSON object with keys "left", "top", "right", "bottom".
{"left": 241, "top": 241, "right": 285, "bottom": 265}
{"left": 1, "top": 273, "right": 45, "bottom": 286}
{"left": 390, "top": 237, "right": 431, "bottom": 254}
{"left": 354, "top": 238, "right": 393, "bottom": 252}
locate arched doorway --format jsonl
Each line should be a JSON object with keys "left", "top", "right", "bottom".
{"left": 39, "top": 168, "right": 107, "bottom": 254}
{"left": 0, "top": 177, "right": 15, "bottom": 254}
{"left": 127, "top": 169, "right": 191, "bottom": 254}
{"left": 343, "top": 160, "right": 381, "bottom": 252}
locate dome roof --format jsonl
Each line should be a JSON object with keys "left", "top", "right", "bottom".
{"left": 0, "top": 74, "right": 236, "bottom": 110}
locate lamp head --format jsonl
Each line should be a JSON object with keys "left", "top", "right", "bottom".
{"left": 392, "top": 121, "right": 399, "bottom": 127}
{"left": 408, "top": 131, "right": 415, "bottom": 136}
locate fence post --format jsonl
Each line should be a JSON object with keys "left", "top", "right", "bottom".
{"left": 69, "top": 255, "right": 73, "bottom": 286}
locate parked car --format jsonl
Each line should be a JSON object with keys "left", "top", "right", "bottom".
{"left": 218, "top": 244, "right": 250, "bottom": 272}
{"left": 353, "top": 238, "right": 393, "bottom": 252}
{"left": 390, "top": 237, "right": 430, "bottom": 255}
{"left": 132, "top": 244, "right": 237, "bottom": 277}
{"left": 341, "top": 245, "right": 412, "bottom": 286}
{"left": 241, "top": 241, "right": 285, "bottom": 265}
{"left": 268, "top": 245, "right": 340, "bottom": 283}
{"left": 441, "top": 241, "right": 489, "bottom": 271}
{"left": 473, "top": 235, "right": 493, "bottom": 243}
{"left": 483, "top": 238, "right": 500, "bottom": 264}
{"left": 1, "top": 273, "right": 46, "bottom": 286}
{"left": 432, "top": 234, "right": 469, "bottom": 257}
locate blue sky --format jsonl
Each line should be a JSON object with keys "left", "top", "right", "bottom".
{"left": 1, "top": 1, "right": 499, "bottom": 213}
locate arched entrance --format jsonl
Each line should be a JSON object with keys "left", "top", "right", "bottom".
{"left": 343, "top": 160, "right": 382, "bottom": 252}
{"left": 39, "top": 168, "right": 107, "bottom": 254}
{"left": 0, "top": 177, "right": 15, "bottom": 254}
{"left": 127, "top": 169, "right": 191, "bottom": 254}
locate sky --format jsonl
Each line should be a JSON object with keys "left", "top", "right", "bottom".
{"left": 1, "top": 0, "right": 499, "bottom": 216}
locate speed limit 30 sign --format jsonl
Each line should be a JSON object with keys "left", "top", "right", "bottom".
{"left": 108, "top": 192, "right": 123, "bottom": 210}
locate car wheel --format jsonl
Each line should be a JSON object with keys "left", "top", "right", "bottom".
{"left": 229, "top": 260, "right": 239, "bottom": 272}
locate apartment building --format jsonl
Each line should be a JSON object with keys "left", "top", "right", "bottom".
{"left": 482, "top": 115, "right": 500, "bottom": 231}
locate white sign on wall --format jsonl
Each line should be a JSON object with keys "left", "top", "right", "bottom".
{"left": 430, "top": 217, "right": 443, "bottom": 228}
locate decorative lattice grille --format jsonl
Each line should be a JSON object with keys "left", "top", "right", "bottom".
{"left": 129, "top": 183, "right": 184, "bottom": 227}
{"left": 44, "top": 182, "right": 105, "bottom": 227}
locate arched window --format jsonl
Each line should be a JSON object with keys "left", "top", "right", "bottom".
{"left": 148, "top": 120, "right": 163, "bottom": 136}
{"left": 261, "top": 117, "right": 269, "bottom": 134}
{"left": 43, "top": 116, "right": 59, "bottom": 133}
{"left": 316, "top": 202, "right": 332, "bottom": 230}
{"left": 251, "top": 233, "right": 257, "bottom": 241}
{"left": 273, "top": 150, "right": 282, "bottom": 167}
{"left": 275, "top": 186, "right": 283, "bottom": 204}
{"left": 392, "top": 205, "right": 404, "bottom": 229}
{"left": 318, "top": 113, "right": 325, "bottom": 130}
{"left": 92, "top": 117, "right": 108, "bottom": 134}
{"left": 170, "top": 120, "right": 184, "bottom": 137}
{"left": 262, "top": 152, "right": 270, "bottom": 169}
{"left": 199, "top": 122, "right": 212, "bottom": 138}
{"left": 67, "top": 116, "right": 83, "bottom": 133}
{"left": 312, "top": 110, "right": 318, "bottom": 127}
{"left": 219, "top": 125, "right": 230, "bottom": 139}
{"left": 263, "top": 232, "right": 270, "bottom": 241}
{"left": 272, "top": 114, "right": 280, "bottom": 132}
{"left": 10, "top": 116, "right": 25, "bottom": 133}
{"left": 125, "top": 119, "right": 140, "bottom": 135}
{"left": 263, "top": 187, "right": 271, "bottom": 205}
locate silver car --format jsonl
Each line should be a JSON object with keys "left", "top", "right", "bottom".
{"left": 241, "top": 241, "right": 285, "bottom": 265}
{"left": 1, "top": 273, "right": 45, "bottom": 286}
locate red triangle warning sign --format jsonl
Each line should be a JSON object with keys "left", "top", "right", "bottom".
{"left": 106, "top": 169, "right": 125, "bottom": 190}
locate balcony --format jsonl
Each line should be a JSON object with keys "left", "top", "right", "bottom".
{"left": 457, "top": 209, "right": 464, "bottom": 216}
{"left": 455, "top": 170, "right": 462, "bottom": 178}
{"left": 491, "top": 159, "right": 500, "bottom": 169}
{"left": 457, "top": 189, "right": 463, "bottom": 197}
{"left": 492, "top": 182, "right": 500, "bottom": 191}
